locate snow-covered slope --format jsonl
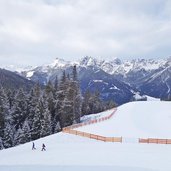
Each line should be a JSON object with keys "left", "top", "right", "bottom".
{"left": 146, "top": 95, "right": 160, "bottom": 101}
{"left": 0, "top": 101, "right": 171, "bottom": 171}
{"left": 1, "top": 132, "right": 171, "bottom": 171}
{"left": 76, "top": 101, "right": 171, "bottom": 139}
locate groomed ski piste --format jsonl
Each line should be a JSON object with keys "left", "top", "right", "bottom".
{"left": 0, "top": 101, "right": 171, "bottom": 171}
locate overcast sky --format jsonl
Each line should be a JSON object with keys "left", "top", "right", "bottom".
{"left": 0, "top": 0, "right": 171, "bottom": 66}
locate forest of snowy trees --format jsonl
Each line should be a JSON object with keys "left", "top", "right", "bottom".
{"left": 0, "top": 66, "right": 115, "bottom": 149}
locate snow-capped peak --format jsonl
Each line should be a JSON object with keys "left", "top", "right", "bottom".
{"left": 80, "top": 56, "right": 99, "bottom": 67}
{"left": 110, "top": 57, "right": 122, "bottom": 65}
{"left": 49, "top": 57, "right": 70, "bottom": 68}
{"left": 13, "top": 56, "right": 170, "bottom": 83}
{"left": 0, "top": 64, "right": 34, "bottom": 73}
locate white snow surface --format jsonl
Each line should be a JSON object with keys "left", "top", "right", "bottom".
{"left": 146, "top": 95, "right": 160, "bottom": 101}
{"left": 93, "top": 79, "right": 103, "bottom": 83}
{"left": 76, "top": 101, "right": 171, "bottom": 138}
{"left": 1, "top": 132, "right": 171, "bottom": 171}
{"left": 26, "top": 71, "right": 34, "bottom": 78}
{"left": 110, "top": 85, "right": 120, "bottom": 90}
{"left": 0, "top": 101, "right": 171, "bottom": 171}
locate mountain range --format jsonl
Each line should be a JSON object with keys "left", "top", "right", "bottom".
{"left": 0, "top": 56, "right": 170, "bottom": 104}
{"left": 0, "top": 68, "right": 35, "bottom": 91}
{"left": 16, "top": 56, "right": 170, "bottom": 104}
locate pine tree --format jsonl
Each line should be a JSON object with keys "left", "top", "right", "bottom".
{"left": 0, "top": 87, "right": 12, "bottom": 149}
{"left": 31, "top": 100, "right": 42, "bottom": 140}
{"left": 45, "top": 80, "right": 54, "bottom": 95}
{"left": 3, "top": 121, "right": 14, "bottom": 148}
{"left": 105, "top": 100, "right": 116, "bottom": 110}
{"left": 40, "top": 106, "right": 51, "bottom": 137}
{"left": 22, "top": 121, "right": 31, "bottom": 143}
{"left": 0, "top": 113, "right": 4, "bottom": 141}
{"left": 71, "top": 66, "right": 82, "bottom": 123}
{"left": 0, "top": 87, "right": 9, "bottom": 120}
{"left": 72, "top": 65, "right": 78, "bottom": 81}
{"left": 34, "top": 82, "right": 41, "bottom": 97}
{"left": 52, "top": 95, "right": 61, "bottom": 132}
{"left": 57, "top": 67, "right": 83, "bottom": 127}
{"left": 82, "top": 90, "right": 107, "bottom": 115}
{"left": 14, "top": 121, "right": 31, "bottom": 145}
{"left": 91, "top": 90, "right": 104, "bottom": 113}
{"left": 62, "top": 81, "right": 75, "bottom": 126}
{"left": 11, "top": 89, "right": 27, "bottom": 130}
{"left": 54, "top": 121, "right": 61, "bottom": 133}
{"left": 61, "top": 70, "right": 66, "bottom": 84}
{"left": 0, "top": 139, "right": 3, "bottom": 150}
{"left": 44, "top": 81, "right": 56, "bottom": 132}
{"left": 57, "top": 71, "right": 67, "bottom": 128}
{"left": 27, "top": 89, "right": 36, "bottom": 130}
{"left": 54, "top": 76, "right": 58, "bottom": 91}
{"left": 47, "top": 92, "right": 56, "bottom": 131}
{"left": 82, "top": 90, "right": 91, "bottom": 115}
{"left": 14, "top": 127, "right": 23, "bottom": 145}
{"left": 6, "top": 90, "right": 15, "bottom": 109}
{"left": 26, "top": 83, "right": 42, "bottom": 139}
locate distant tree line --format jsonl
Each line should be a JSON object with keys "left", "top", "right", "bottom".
{"left": 161, "top": 95, "right": 171, "bottom": 101}
{"left": 0, "top": 66, "right": 116, "bottom": 149}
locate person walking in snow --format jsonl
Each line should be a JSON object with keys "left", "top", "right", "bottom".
{"left": 32, "top": 142, "right": 36, "bottom": 150}
{"left": 41, "top": 143, "right": 46, "bottom": 151}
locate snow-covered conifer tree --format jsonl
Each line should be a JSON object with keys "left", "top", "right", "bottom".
{"left": 11, "top": 89, "right": 27, "bottom": 130}
{"left": 70, "top": 65, "right": 82, "bottom": 123}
